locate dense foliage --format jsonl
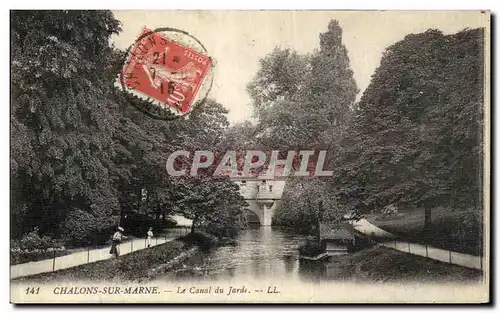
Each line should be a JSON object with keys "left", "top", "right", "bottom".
{"left": 11, "top": 11, "right": 245, "bottom": 248}
{"left": 10, "top": 11, "right": 485, "bottom": 256}
{"left": 248, "top": 20, "right": 484, "bottom": 252}
{"left": 334, "top": 29, "right": 484, "bottom": 240}
{"left": 246, "top": 20, "right": 359, "bottom": 231}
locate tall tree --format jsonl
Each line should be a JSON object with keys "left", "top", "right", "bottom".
{"left": 11, "top": 11, "right": 123, "bottom": 243}
{"left": 307, "top": 20, "right": 359, "bottom": 128}
{"left": 247, "top": 20, "right": 358, "bottom": 150}
{"left": 247, "top": 20, "right": 359, "bottom": 228}
{"left": 336, "top": 28, "right": 484, "bottom": 237}
{"left": 175, "top": 178, "right": 246, "bottom": 234}
{"left": 273, "top": 178, "right": 343, "bottom": 237}
{"left": 247, "top": 48, "right": 311, "bottom": 116}
{"left": 10, "top": 11, "right": 249, "bottom": 246}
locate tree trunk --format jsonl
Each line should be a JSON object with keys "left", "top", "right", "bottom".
{"left": 316, "top": 200, "right": 323, "bottom": 243}
{"left": 190, "top": 216, "right": 197, "bottom": 234}
{"left": 306, "top": 197, "right": 314, "bottom": 237}
{"left": 119, "top": 205, "right": 125, "bottom": 226}
{"left": 424, "top": 207, "right": 432, "bottom": 229}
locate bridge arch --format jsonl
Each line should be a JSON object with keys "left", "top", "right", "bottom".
{"left": 236, "top": 179, "right": 286, "bottom": 226}
{"left": 241, "top": 208, "right": 260, "bottom": 225}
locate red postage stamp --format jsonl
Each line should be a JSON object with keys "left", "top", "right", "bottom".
{"left": 120, "top": 27, "right": 212, "bottom": 116}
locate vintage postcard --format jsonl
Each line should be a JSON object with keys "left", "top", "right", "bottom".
{"left": 10, "top": 10, "right": 490, "bottom": 303}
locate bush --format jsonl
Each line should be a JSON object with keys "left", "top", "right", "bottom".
{"left": 13, "top": 229, "right": 64, "bottom": 251}
{"left": 178, "top": 232, "right": 219, "bottom": 250}
{"left": 204, "top": 220, "right": 240, "bottom": 239}
{"left": 380, "top": 204, "right": 400, "bottom": 219}
{"left": 61, "top": 210, "right": 98, "bottom": 247}
{"left": 61, "top": 209, "right": 121, "bottom": 248}
{"left": 10, "top": 248, "right": 71, "bottom": 265}
{"left": 203, "top": 207, "right": 244, "bottom": 239}
{"left": 10, "top": 229, "right": 67, "bottom": 264}
{"left": 298, "top": 241, "right": 324, "bottom": 257}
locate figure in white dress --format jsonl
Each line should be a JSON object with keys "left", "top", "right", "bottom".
{"left": 147, "top": 227, "right": 153, "bottom": 248}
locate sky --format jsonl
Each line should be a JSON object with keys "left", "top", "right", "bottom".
{"left": 111, "top": 10, "right": 488, "bottom": 123}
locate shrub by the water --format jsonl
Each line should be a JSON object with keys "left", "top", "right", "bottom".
{"left": 298, "top": 241, "right": 324, "bottom": 257}
{"left": 204, "top": 221, "right": 240, "bottom": 239}
{"left": 178, "top": 232, "right": 219, "bottom": 250}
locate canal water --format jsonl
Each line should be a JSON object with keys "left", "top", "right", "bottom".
{"left": 160, "top": 227, "right": 354, "bottom": 283}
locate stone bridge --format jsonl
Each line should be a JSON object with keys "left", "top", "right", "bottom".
{"left": 235, "top": 179, "right": 286, "bottom": 226}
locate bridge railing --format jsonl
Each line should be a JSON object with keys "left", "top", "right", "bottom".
{"left": 238, "top": 181, "right": 284, "bottom": 200}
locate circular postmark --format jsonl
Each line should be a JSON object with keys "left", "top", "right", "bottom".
{"left": 115, "top": 27, "right": 214, "bottom": 120}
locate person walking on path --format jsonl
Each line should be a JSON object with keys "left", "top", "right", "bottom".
{"left": 147, "top": 227, "right": 154, "bottom": 248}
{"left": 109, "top": 227, "right": 127, "bottom": 258}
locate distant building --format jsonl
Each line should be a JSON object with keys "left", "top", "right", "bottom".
{"left": 319, "top": 222, "right": 355, "bottom": 255}
{"left": 235, "top": 179, "right": 286, "bottom": 226}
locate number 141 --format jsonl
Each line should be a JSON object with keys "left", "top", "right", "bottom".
{"left": 25, "top": 287, "right": 39, "bottom": 295}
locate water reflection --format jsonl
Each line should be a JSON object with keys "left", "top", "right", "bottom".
{"left": 297, "top": 259, "right": 327, "bottom": 282}
{"left": 283, "top": 255, "right": 295, "bottom": 274}
{"left": 160, "top": 227, "right": 355, "bottom": 283}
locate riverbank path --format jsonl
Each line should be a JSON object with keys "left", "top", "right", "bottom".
{"left": 11, "top": 236, "right": 174, "bottom": 279}
{"left": 353, "top": 218, "right": 484, "bottom": 271}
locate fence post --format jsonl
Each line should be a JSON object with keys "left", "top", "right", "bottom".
{"left": 156, "top": 237, "right": 158, "bottom": 246}
{"left": 131, "top": 240, "right": 133, "bottom": 252}
{"left": 425, "top": 245, "right": 428, "bottom": 258}
{"left": 87, "top": 246, "right": 90, "bottom": 263}
{"left": 52, "top": 247, "right": 56, "bottom": 272}
{"left": 480, "top": 255, "right": 483, "bottom": 271}
{"left": 394, "top": 241, "right": 396, "bottom": 249}
{"left": 449, "top": 250, "right": 452, "bottom": 263}
{"left": 408, "top": 242, "right": 411, "bottom": 253}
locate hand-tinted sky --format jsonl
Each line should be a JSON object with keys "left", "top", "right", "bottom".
{"left": 111, "top": 10, "right": 488, "bottom": 123}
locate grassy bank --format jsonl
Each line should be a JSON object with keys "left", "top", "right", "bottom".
{"left": 12, "top": 239, "right": 193, "bottom": 283}
{"left": 365, "top": 208, "right": 482, "bottom": 256}
{"left": 318, "top": 246, "right": 483, "bottom": 283}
